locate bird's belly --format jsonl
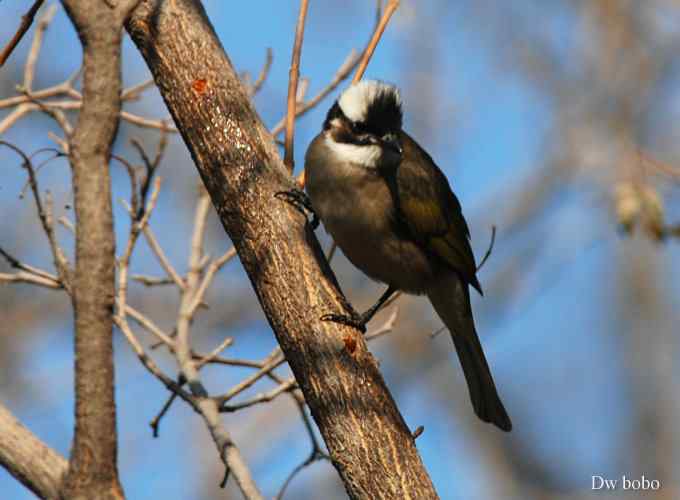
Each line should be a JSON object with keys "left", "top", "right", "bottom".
{"left": 317, "top": 185, "right": 434, "bottom": 294}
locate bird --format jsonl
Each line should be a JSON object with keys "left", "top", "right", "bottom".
{"left": 297, "top": 80, "right": 512, "bottom": 432}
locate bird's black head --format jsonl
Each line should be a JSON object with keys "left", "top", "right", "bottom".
{"left": 323, "top": 81, "right": 403, "bottom": 163}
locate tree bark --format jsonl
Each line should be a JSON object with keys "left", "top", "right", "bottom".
{"left": 58, "top": 1, "right": 135, "bottom": 498}
{"left": 0, "top": 404, "right": 68, "bottom": 500}
{"left": 126, "top": 1, "right": 438, "bottom": 498}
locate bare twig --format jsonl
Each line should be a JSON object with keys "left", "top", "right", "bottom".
{"left": 639, "top": 149, "right": 680, "bottom": 179}
{"left": 352, "top": 0, "right": 400, "bottom": 83}
{"left": 271, "top": 49, "right": 360, "bottom": 137}
{"left": 174, "top": 188, "right": 211, "bottom": 390}
{"left": 0, "top": 141, "right": 71, "bottom": 291}
{"left": 58, "top": 216, "right": 75, "bottom": 234}
{"left": 140, "top": 225, "right": 186, "bottom": 290}
{"left": 121, "top": 78, "right": 154, "bottom": 101}
{"left": 187, "top": 246, "right": 237, "bottom": 317}
{"left": 20, "top": 91, "right": 74, "bottom": 136}
{"left": 131, "top": 133, "right": 167, "bottom": 219}
{"left": 365, "top": 306, "right": 399, "bottom": 341}
{"left": 149, "top": 392, "right": 177, "bottom": 438}
{"left": 130, "top": 274, "right": 174, "bottom": 286}
{"left": 114, "top": 175, "right": 262, "bottom": 497}
{"left": 112, "top": 153, "right": 140, "bottom": 215}
{"left": 216, "top": 348, "right": 285, "bottom": 405}
{"left": 0, "top": 0, "right": 46, "bottom": 67}
{"left": 123, "top": 304, "right": 175, "bottom": 348}
{"left": 476, "top": 225, "right": 497, "bottom": 272}
{"left": 249, "top": 48, "right": 273, "bottom": 96}
{"left": 430, "top": 325, "right": 446, "bottom": 339}
{"left": 117, "top": 177, "right": 162, "bottom": 318}
{"left": 276, "top": 388, "right": 329, "bottom": 499}
{"left": 0, "top": 246, "right": 60, "bottom": 283}
{"left": 326, "top": 241, "right": 338, "bottom": 262}
{"left": 220, "top": 379, "right": 297, "bottom": 413}
{"left": 283, "top": 0, "right": 310, "bottom": 173}
{"left": 0, "top": 271, "right": 61, "bottom": 288}
{"left": 23, "top": 3, "right": 57, "bottom": 91}
{"left": 0, "top": 74, "right": 175, "bottom": 135}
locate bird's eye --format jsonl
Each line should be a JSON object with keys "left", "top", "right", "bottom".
{"left": 351, "top": 121, "right": 367, "bottom": 134}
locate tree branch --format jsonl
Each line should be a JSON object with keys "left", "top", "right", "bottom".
{"left": 0, "top": 403, "right": 67, "bottom": 500}
{"left": 125, "top": 1, "right": 437, "bottom": 498}
{"left": 283, "top": 0, "right": 309, "bottom": 173}
{"left": 0, "top": 0, "right": 46, "bottom": 67}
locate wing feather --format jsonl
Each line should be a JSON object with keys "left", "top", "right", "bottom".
{"left": 394, "top": 132, "right": 482, "bottom": 294}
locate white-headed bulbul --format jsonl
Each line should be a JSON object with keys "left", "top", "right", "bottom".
{"left": 298, "top": 80, "right": 511, "bottom": 432}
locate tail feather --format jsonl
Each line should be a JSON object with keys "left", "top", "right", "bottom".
{"left": 428, "top": 274, "right": 512, "bottom": 432}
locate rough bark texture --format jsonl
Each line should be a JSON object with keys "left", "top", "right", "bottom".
{"left": 59, "top": 1, "right": 128, "bottom": 498}
{"left": 126, "top": 1, "right": 438, "bottom": 498}
{"left": 0, "top": 404, "right": 68, "bottom": 500}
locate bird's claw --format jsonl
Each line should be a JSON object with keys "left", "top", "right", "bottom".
{"left": 320, "top": 312, "right": 367, "bottom": 334}
{"left": 275, "top": 188, "right": 319, "bottom": 229}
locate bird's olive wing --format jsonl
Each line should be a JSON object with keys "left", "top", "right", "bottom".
{"left": 395, "top": 133, "right": 482, "bottom": 294}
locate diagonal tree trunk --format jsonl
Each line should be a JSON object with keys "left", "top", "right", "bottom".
{"left": 126, "top": 1, "right": 438, "bottom": 498}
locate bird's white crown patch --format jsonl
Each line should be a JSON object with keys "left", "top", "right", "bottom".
{"left": 338, "top": 80, "right": 401, "bottom": 123}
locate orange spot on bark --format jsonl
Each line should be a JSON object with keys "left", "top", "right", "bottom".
{"left": 192, "top": 78, "right": 207, "bottom": 94}
{"left": 343, "top": 334, "right": 357, "bottom": 354}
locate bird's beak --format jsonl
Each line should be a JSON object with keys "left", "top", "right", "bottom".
{"left": 381, "top": 133, "right": 402, "bottom": 156}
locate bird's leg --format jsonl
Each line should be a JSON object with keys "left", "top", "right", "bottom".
{"left": 322, "top": 286, "right": 397, "bottom": 334}
{"left": 274, "top": 188, "right": 319, "bottom": 229}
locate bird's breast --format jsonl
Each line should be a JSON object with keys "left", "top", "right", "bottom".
{"left": 305, "top": 136, "right": 435, "bottom": 293}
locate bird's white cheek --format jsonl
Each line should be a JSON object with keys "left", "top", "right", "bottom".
{"left": 325, "top": 139, "right": 382, "bottom": 168}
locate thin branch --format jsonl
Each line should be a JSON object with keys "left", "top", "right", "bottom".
{"left": 250, "top": 47, "right": 273, "bottom": 96}
{"left": 117, "top": 177, "right": 162, "bottom": 320}
{"left": 0, "top": 0, "right": 46, "bottom": 67}
{"left": 19, "top": 90, "right": 74, "bottom": 136}
{"left": 0, "top": 246, "right": 60, "bottom": 283}
{"left": 195, "top": 336, "right": 234, "bottom": 370}
{"left": 174, "top": 188, "right": 212, "bottom": 390}
{"left": 140, "top": 224, "right": 186, "bottom": 290}
{"left": 121, "top": 78, "right": 155, "bottom": 101}
{"left": 352, "top": 0, "right": 400, "bottom": 83}
{"left": 23, "top": 3, "right": 57, "bottom": 91}
{"left": 365, "top": 306, "right": 399, "bottom": 341}
{"left": 0, "top": 141, "right": 71, "bottom": 291}
{"left": 0, "top": 97, "right": 175, "bottom": 135}
{"left": 123, "top": 304, "right": 175, "bottom": 348}
{"left": 130, "top": 274, "right": 174, "bottom": 286}
{"left": 149, "top": 391, "right": 178, "bottom": 438}
{"left": 430, "top": 325, "right": 446, "bottom": 339}
{"left": 187, "top": 246, "right": 237, "bottom": 317}
{"left": 216, "top": 348, "right": 285, "bottom": 405}
{"left": 112, "top": 154, "right": 140, "bottom": 216}
{"left": 131, "top": 133, "right": 167, "bottom": 219}
{"left": 275, "top": 397, "right": 329, "bottom": 500}
{"left": 220, "top": 379, "right": 297, "bottom": 413}
{"left": 150, "top": 335, "right": 233, "bottom": 437}
{"left": 271, "top": 49, "right": 360, "bottom": 137}
{"left": 283, "top": 0, "right": 310, "bottom": 173}
{"left": 58, "top": 216, "right": 75, "bottom": 234}
{"left": 0, "top": 271, "right": 61, "bottom": 288}
{"left": 639, "top": 149, "right": 680, "bottom": 179}
{"left": 476, "top": 225, "right": 497, "bottom": 272}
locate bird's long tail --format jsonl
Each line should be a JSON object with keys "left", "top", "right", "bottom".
{"left": 427, "top": 274, "right": 512, "bottom": 432}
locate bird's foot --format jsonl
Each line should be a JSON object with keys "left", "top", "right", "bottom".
{"left": 275, "top": 188, "right": 319, "bottom": 229}
{"left": 320, "top": 311, "right": 368, "bottom": 334}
